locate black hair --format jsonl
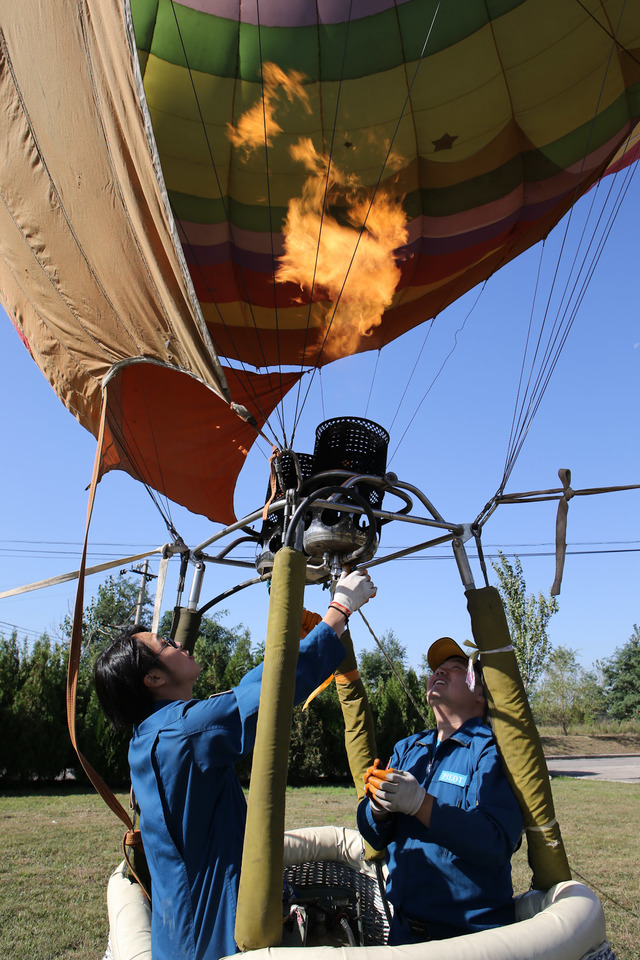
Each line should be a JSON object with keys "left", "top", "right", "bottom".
{"left": 472, "top": 661, "right": 488, "bottom": 719}
{"left": 94, "top": 625, "right": 165, "bottom": 728}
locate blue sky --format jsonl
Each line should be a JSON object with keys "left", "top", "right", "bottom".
{"left": 1, "top": 171, "right": 638, "bottom": 673}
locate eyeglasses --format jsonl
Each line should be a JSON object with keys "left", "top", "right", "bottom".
{"left": 146, "top": 636, "right": 179, "bottom": 671}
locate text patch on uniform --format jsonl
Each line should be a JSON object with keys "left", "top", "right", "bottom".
{"left": 438, "top": 770, "right": 468, "bottom": 787}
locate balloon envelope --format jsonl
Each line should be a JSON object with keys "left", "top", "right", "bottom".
{"left": 133, "top": 0, "right": 640, "bottom": 368}
{"left": 0, "top": 0, "right": 639, "bottom": 522}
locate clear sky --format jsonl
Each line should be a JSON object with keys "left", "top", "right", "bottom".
{"left": 1, "top": 171, "right": 638, "bottom": 673}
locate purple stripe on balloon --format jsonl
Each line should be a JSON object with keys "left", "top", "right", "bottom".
{"left": 182, "top": 186, "right": 576, "bottom": 270}
{"left": 179, "top": 0, "right": 404, "bottom": 27}
{"left": 183, "top": 241, "right": 278, "bottom": 273}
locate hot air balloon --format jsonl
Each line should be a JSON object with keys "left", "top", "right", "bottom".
{"left": 0, "top": 1, "right": 638, "bottom": 959}
{"left": 1, "top": 0, "right": 638, "bottom": 527}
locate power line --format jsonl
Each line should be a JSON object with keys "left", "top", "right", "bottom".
{"left": 0, "top": 539, "right": 158, "bottom": 547}
{"left": 1, "top": 542, "right": 638, "bottom": 564}
{"left": 0, "top": 618, "right": 53, "bottom": 640}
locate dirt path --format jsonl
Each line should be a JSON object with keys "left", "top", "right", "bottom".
{"left": 541, "top": 732, "right": 640, "bottom": 755}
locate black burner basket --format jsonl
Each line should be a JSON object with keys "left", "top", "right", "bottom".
{"left": 311, "top": 417, "right": 390, "bottom": 511}
{"left": 257, "top": 452, "right": 314, "bottom": 568}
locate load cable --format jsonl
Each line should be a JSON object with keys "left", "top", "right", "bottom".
{"left": 289, "top": 0, "right": 357, "bottom": 441}
{"left": 290, "top": 2, "right": 444, "bottom": 443}
{"left": 357, "top": 608, "right": 429, "bottom": 728}
{"left": 497, "top": 8, "right": 638, "bottom": 493}
{"left": 387, "top": 284, "right": 485, "bottom": 465}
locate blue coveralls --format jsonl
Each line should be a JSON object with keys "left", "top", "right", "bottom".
{"left": 357, "top": 717, "right": 523, "bottom": 942}
{"left": 129, "top": 621, "right": 344, "bottom": 960}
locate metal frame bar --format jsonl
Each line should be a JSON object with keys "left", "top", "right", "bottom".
{"left": 174, "top": 470, "right": 477, "bottom": 609}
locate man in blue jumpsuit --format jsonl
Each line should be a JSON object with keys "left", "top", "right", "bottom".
{"left": 94, "top": 569, "right": 376, "bottom": 960}
{"left": 357, "top": 636, "right": 523, "bottom": 943}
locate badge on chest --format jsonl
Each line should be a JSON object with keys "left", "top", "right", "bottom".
{"left": 438, "top": 770, "right": 468, "bottom": 787}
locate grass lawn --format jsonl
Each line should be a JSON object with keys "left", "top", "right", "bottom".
{"left": 1, "top": 780, "right": 638, "bottom": 960}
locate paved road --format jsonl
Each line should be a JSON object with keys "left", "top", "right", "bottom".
{"left": 545, "top": 754, "right": 640, "bottom": 783}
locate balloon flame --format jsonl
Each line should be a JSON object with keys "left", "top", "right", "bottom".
{"left": 227, "top": 62, "right": 311, "bottom": 156}
{"left": 277, "top": 139, "right": 408, "bottom": 360}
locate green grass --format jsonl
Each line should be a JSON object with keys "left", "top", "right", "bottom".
{"left": 1, "top": 782, "right": 638, "bottom": 960}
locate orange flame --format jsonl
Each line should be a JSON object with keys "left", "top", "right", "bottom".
{"left": 276, "top": 139, "right": 408, "bottom": 360}
{"left": 227, "top": 62, "right": 311, "bottom": 156}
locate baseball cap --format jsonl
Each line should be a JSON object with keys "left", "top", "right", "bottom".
{"left": 427, "top": 636, "right": 468, "bottom": 672}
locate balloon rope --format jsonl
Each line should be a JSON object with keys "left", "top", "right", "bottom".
{"left": 364, "top": 350, "right": 381, "bottom": 420}
{"left": 291, "top": 2, "right": 444, "bottom": 440}
{"left": 387, "top": 284, "right": 484, "bottom": 466}
{"left": 289, "top": 0, "right": 357, "bottom": 446}
{"left": 498, "top": 4, "right": 637, "bottom": 490}
{"left": 357, "top": 609, "right": 429, "bottom": 727}
{"left": 255, "top": 2, "right": 289, "bottom": 450}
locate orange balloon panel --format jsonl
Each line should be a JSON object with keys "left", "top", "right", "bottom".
{"left": 100, "top": 362, "right": 301, "bottom": 525}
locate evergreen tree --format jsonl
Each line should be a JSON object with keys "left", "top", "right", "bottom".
{"left": 0, "top": 630, "right": 22, "bottom": 775}
{"left": 601, "top": 625, "right": 640, "bottom": 720}
{"left": 61, "top": 573, "right": 154, "bottom": 664}
{"left": 289, "top": 683, "right": 349, "bottom": 784}
{"left": 372, "top": 668, "right": 428, "bottom": 762}
{"left": 358, "top": 631, "right": 433, "bottom": 763}
{"left": 358, "top": 630, "right": 407, "bottom": 691}
{"left": 492, "top": 552, "right": 559, "bottom": 691}
{"left": 8, "top": 636, "right": 73, "bottom": 780}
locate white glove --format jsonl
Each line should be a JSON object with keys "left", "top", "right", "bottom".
{"left": 332, "top": 569, "right": 377, "bottom": 615}
{"left": 368, "top": 768, "right": 426, "bottom": 816}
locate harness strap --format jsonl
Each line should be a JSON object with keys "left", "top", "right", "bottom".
{"left": 261, "top": 446, "right": 282, "bottom": 521}
{"left": 66, "top": 399, "right": 134, "bottom": 833}
{"left": 551, "top": 467, "right": 573, "bottom": 596}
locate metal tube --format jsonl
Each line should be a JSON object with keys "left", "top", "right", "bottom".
{"left": 358, "top": 532, "right": 457, "bottom": 570}
{"left": 452, "top": 538, "right": 475, "bottom": 591}
{"left": 291, "top": 496, "right": 462, "bottom": 533}
{"left": 187, "top": 560, "right": 206, "bottom": 610}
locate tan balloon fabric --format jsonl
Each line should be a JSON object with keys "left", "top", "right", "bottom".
{"left": 0, "top": 0, "right": 303, "bottom": 522}
{"left": 0, "top": 1, "right": 227, "bottom": 429}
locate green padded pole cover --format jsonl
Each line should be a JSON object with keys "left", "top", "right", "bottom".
{"left": 234, "top": 547, "right": 307, "bottom": 951}
{"left": 334, "top": 627, "right": 383, "bottom": 860}
{"left": 170, "top": 607, "right": 203, "bottom": 654}
{"left": 466, "top": 586, "right": 571, "bottom": 890}
{"left": 334, "top": 627, "right": 378, "bottom": 803}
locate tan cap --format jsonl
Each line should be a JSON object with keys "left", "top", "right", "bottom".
{"left": 427, "top": 637, "right": 468, "bottom": 671}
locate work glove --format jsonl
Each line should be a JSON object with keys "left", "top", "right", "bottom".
{"left": 332, "top": 569, "right": 377, "bottom": 616}
{"left": 365, "top": 766, "right": 426, "bottom": 817}
{"left": 300, "top": 608, "right": 322, "bottom": 639}
{"left": 363, "top": 759, "right": 390, "bottom": 816}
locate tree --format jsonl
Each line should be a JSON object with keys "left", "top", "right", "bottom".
{"left": 529, "top": 646, "right": 605, "bottom": 733}
{"left": 289, "top": 683, "right": 349, "bottom": 784}
{"left": 358, "top": 630, "right": 408, "bottom": 691}
{"left": 1, "top": 634, "right": 75, "bottom": 781}
{"left": 372, "top": 668, "right": 429, "bottom": 762}
{"left": 61, "top": 573, "right": 154, "bottom": 660}
{"left": 358, "top": 631, "right": 433, "bottom": 763}
{"left": 492, "top": 552, "right": 559, "bottom": 691}
{"left": 601, "top": 625, "right": 640, "bottom": 720}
